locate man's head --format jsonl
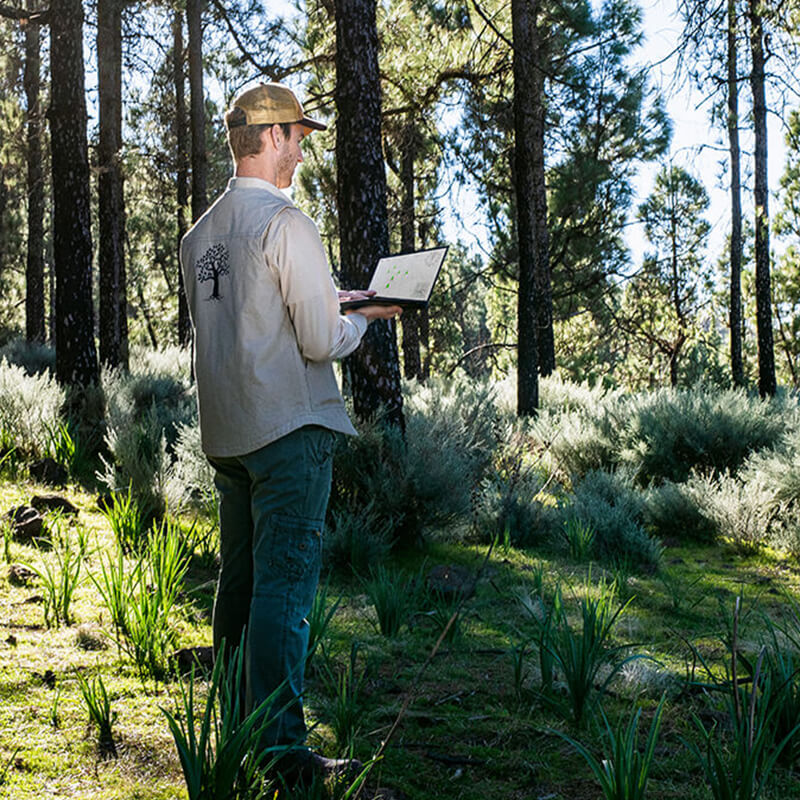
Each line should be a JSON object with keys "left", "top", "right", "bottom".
{"left": 225, "top": 83, "right": 325, "bottom": 163}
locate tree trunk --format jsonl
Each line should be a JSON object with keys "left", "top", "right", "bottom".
{"left": 24, "top": 0, "right": 45, "bottom": 343}
{"left": 512, "top": 0, "right": 547, "bottom": 414}
{"left": 49, "top": 0, "right": 100, "bottom": 389}
{"left": 728, "top": 0, "right": 744, "bottom": 387}
{"left": 748, "top": 0, "right": 775, "bottom": 396}
{"left": 187, "top": 0, "right": 208, "bottom": 222}
{"left": 335, "top": 0, "right": 404, "bottom": 430}
{"left": 174, "top": 10, "right": 191, "bottom": 346}
{"left": 399, "top": 119, "right": 422, "bottom": 381}
{"left": 97, "top": 0, "right": 128, "bottom": 369}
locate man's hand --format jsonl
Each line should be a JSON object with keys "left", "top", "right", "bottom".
{"left": 338, "top": 289, "right": 376, "bottom": 303}
{"left": 350, "top": 304, "right": 403, "bottom": 322}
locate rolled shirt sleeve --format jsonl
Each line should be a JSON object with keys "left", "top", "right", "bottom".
{"left": 265, "top": 208, "right": 367, "bottom": 362}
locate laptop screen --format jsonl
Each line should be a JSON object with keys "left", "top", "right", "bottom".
{"left": 367, "top": 247, "right": 448, "bottom": 303}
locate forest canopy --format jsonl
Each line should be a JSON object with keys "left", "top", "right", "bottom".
{"left": 1, "top": 0, "right": 799, "bottom": 410}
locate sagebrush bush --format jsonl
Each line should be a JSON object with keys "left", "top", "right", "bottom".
{"left": 99, "top": 404, "right": 172, "bottom": 521}
{"left": 643, "top": 478, "right": 716, "bottom": 542}
{"left": 698, "top": 471, "right": 775, "bottom": 553}
{"left": 473, "top": 418, "right": 554, "bottom": 545}
{"left": 622, "top": 387, "right": 791, "bottom": 484}
{"left": 100, "top": 349, "right": 195, "bottom": 518}
{"left": 555, "top": 470, "right": 661, "bottom": 572}
{"left": 536, "top": 394, "right": 628, "bottom": 478}
{"left": 0, "top": 358, "right": 64, "bottom": 458}
{"left": 539, "top": 372, "right": 617, "bottom": 415}
{"left": 324, "top": 504, "right": 393, "bottom": 575}
{"left": 0, "top": 338, "right": 55, "bottom": 375}
{"left": 169, "top": 422, "right": 215, "bottom": 511}
{"left": 330, "top": 376, "right": 500, "bottom": 552}
{"left": 404, "top": 373, "right": 499, "bottom": 523}
{"left": 536, "top": 385, "right": 795, "bottom": 489}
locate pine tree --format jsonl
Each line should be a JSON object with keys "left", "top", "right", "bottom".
{"left": 49, "top": 0, "right": 100, "bottom": 390}
{"left": 335, "top": 0, "right": 404, "bottom": 429}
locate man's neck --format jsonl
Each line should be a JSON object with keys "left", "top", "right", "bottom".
{"left": 235, "top": 160, "right": 278, "bottom": 185}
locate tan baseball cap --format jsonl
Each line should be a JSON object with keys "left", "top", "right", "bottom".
{"left": 227, "top": 83, "right": 327, "bottom": 134}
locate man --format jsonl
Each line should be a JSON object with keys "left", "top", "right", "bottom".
{"left": 180, "top": 82, "right": 400, "bottom": 781}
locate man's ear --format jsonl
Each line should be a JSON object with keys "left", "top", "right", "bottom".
{"left": 268, "top": 124, "right": 283, "bottom": 149}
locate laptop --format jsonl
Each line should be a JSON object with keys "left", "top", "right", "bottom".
{"left": 339, "top": 246, "right": 448, "bottom": 311}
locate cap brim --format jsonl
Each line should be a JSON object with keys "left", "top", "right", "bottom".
{"left": 300, "top": 116, "right": 327, "bottom": 133}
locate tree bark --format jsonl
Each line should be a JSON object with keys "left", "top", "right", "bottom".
{"left": 512, "top": 0, "right": 552, "bottom": 414}
{"left": 97, "top": 0, "right": 128, "bottom": 369}
{"left": 174, "top": 10, "right": 191, "bottom": 345}
{"left": 24, "top": 0, "right": 45, "bottom": 343}
{"left": 49, "top": 0, "right": 99, "bottom": 389}
{"left": 335, "top": 0, "right": 404, "bottom": 429}
{"left": 399, "top": 119, "right": 422, "bottom": 381}
{"left": 727, "top": 0, "right": 744, "bottom": 387}
{"left": 748, "top": 0, "right": 775, "bottom": 396}
{"left": 187, "top": 0, "right": 208, "bottom": 222}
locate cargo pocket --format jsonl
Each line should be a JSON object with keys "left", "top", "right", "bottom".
{"left": 267, "top": 513, "right": 323, "bottom": 581}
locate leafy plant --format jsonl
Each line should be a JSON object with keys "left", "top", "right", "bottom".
{"left": 426, "top": 587, "right": 466, "bottom": 645}
{"left": 561, "top": 516, "right": 596, "bottom": 560}
{"left": 363, "top": 565, "right": 411, "bottom": 638}
{"left": 90, "top": 542, "right": 137, "bottom": 640}
{"left": 508, "top": 637, "right": 532, "bottom": 705}
{"left": 28, "top": 519, "right": 84, "bottom": 628}
{"left": 161, "top": 640, "right": 279, "bottom": 800}
{"left": 527, "top": 578, "right": 639, "bottom": 725}
{"left": 556, "top": 695, "right": 666, "bottom": 799}
{"left": 307, "top": 580, "right": 341, "bottom": 671}
{"left": 77, "top": 672, "right": 117, "bottom": 758}
{"left": 686, "top": 658, "right": 796, "bottom": 800}
{"left": 321, "top": 643, "right": 368, "bottom": 753}
{"left": 99, "top": 483, "right": 145, "bottom": 554}
{"left": 124, "top": 518, "right": 191, "bottom": 681}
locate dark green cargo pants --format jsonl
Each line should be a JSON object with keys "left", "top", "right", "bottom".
{"left": 208, "top": 424, "right": 334, "bottom": 749}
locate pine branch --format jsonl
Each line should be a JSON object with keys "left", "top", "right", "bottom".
{"left": 0, "top": 3, "right": 49, "bottom": 23}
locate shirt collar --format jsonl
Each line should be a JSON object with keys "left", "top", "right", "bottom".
{"left": 227, "top": 176, "right": 293, "bottom": 203}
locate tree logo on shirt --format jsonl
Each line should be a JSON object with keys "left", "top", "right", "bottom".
{"left": 195, "top": 243, "right": 230, "bottom": 301}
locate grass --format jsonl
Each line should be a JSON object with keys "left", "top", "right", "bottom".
{"left": 4, "top": 476, "right": 800, "bottom": 799}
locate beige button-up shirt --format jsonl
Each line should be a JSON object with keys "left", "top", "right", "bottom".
{"left": 180, "top": 176, "right": 367, "bottom": 457}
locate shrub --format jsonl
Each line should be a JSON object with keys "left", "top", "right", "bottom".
{"left": 404, "top": 373, "right": 498, "bottom": 524}
{"left": 324, "top": 504, "right": 393, "bottom": 575}
{"left": 555, "top": 470, "right": 661, "bottom": 572}
{"left": 330, "top": 375, "right": 501, "bottom": 551}
{"left": 100, "top": 350, "right": 195, "bottom": 517}
{"left": 698, "top": 471, "right": 774, "bottom": 553}
{"left": 170, "top": 421, "right": 215, "bottom": 511}
{"left": 622, "top": 387, "right": 790, "bottom": 485}
{"left": 740, "top": 429, "right": 800, "bottom": 553}
{"left": 98, "top": 403, "right": 172, "bottom": 521}
{"left": 536, "top": 384, "right": 795, "bottom": 488}
{"left": 643, "top": 478, "right": 716, "bottom": 542}
{"left": 473, "top": 427, "right": 551, "bottom": 546}
{"left": 0, "top": 338, "right": 55, "bottom": 375}
{"left": 537, "top": 398, "right": 624, "bottom": 478}
{"left": 0, "top": 358, "right": 64, "bottom": 459}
